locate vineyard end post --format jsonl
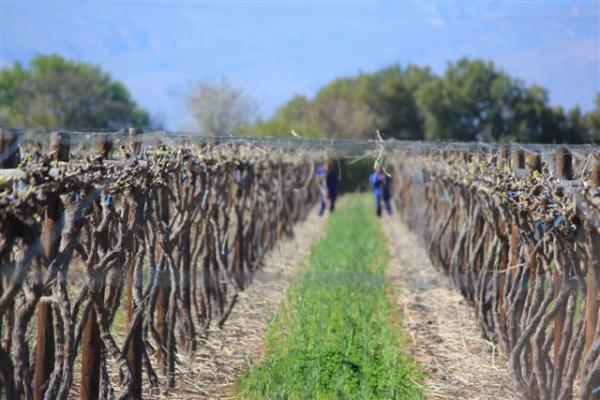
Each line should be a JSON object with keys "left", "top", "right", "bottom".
{"left": 128, "top": 127, "right": 142, "bottom": 157}
{"left": 34, "top": 131, "right": 70, "bottom": 400}
{"left": 96, "top": 134, "right": 113, "bottom": 160}
{"left": 0, "top": 128, "right": 19, "bottom": 168}
{"left": 125, "top": 129, "right": 143, "bottom": 399}
{"left": 552, "top": 146, "right": 573, "bottom": 361}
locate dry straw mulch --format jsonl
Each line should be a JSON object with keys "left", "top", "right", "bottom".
{"left": 381, "top": 217, "right": 517, "bottom": 400}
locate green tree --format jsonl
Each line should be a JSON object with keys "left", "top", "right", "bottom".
{"left": 417, "top": 59, "right": 519, "bottom": 141}
{"left": 0, "top": 54, "right": 149, "bottom": 129}
{"left": 583, "top": 94, "right": 600, "bottom": 143}
{"left": 312, "top": 64, "right": 431, "bottom": 139}
{"left": 255, "top": 64, "right": 432, "bottom": 139}
{"left": 415, "top": 58, "right": 581, "bottom": 143}
{"left": 253, "top": 58, "right": 595, "bottom": 143}
{"left": 251, "top": 95, "right": 323, "bottom": 138}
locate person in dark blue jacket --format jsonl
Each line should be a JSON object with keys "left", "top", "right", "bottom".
{"left": 369, "top": 165, "right": 392, "bottom": 217}
{"left": 316, "top": 161, "right": 338, "bottom": 216}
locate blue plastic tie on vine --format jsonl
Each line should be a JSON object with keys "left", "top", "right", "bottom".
{"left": 593, "top": 386, "right": 600, "bottom": 395}
{"left": 534, "top": 220, "right": 548, "bottom": 237}
{"left": 104, "top": 194, "right": 113, "bottom": 206}
{"left": 235, "top": 169, "right": 243, "bottom": 184}
{"left": 17, "top": 180, "right": 28, "bottom": 192}
{"left": 554, "top": 213, "right": 562, "bottom": 226}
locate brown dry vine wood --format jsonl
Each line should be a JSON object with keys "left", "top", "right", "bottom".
{"left": 0, "top": 132, "right": 319, "bottom": 400}
{"left": 390, "top": 146, "right": 599, "bottom": 400}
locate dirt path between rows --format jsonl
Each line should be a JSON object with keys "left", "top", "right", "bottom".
{"left": 153, "top": 207, "right": 326, "bottom": 400}
{"left": 381, "top": 217, "right": 517, "bottom": 400}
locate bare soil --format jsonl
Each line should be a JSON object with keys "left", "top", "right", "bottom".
{"left": 380, "top": 216, "right": 518, "bottom": 400}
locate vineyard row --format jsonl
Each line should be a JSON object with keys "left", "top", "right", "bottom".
{"left": 0, "top": 129, "right": 319, "bottom": 399}
{"left": 390, "top": 146, "right": 600, "bottom": 400}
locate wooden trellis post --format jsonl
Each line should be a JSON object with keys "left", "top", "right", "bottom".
{"left": 509, "top": 147, "right": 524, "bottom": 281}
{"left": 555, "top": 146, "right": 573, "bottom": 180}
{"left": 128, "top": 127, "right": 142, "bottom": 156}
{"left": 0, "top": 129, "right": 19, "bottom": 399}
{"left": 497, "top": 147, "right": 511, "bottom": 347}
{"left": 553, "top": 146, "right": 573, "bottom": 361}
{"left": 525, "top": 150, "right": 542, "bottom": 174}
{"left": 511, "top": 147, "right": 525, "bottom": 171}
{"left": 525, "top": 152, "right": 542, "bottom": 284}
{"left": 487, "top": 147, "right": 498, "bottom": 166}
{"left": 122, "top": 129, "right": 143, "bottom": 399}
{"left": 80, "top": 300, "right": 102, "bottom": 400}
{"left": 34, "top": 131, "right": 69, "bottom": 400}
{"left": 234, "top": 165, "right": 246, "bottom": 290}
{"left": 156, "top": 184, "right": 171, "bottom": 376}
{"left": 96, "top": 134, "right": 113, "bottom": 160}
{"left": 81, "top": 133, "right": 119, "bottom": 400}
{"left": 0, "top": 128, "right": 19, "bottom": 168}
{"left": 497, "top": 146, "right": 509, "bottom": 169}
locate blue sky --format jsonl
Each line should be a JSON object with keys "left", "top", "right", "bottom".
{"left": 2, "top": 1, "right": 599, "bottom": 130}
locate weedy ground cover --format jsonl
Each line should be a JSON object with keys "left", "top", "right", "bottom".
{"left": 237, "top": 195, "right": 424, "bottom": 399}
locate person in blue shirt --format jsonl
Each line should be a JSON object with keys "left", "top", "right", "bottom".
{"left": 369, "top": 165, "right": 392, "bottom": 217}
{"left": 316, "top": 161, "right": 338, "bottom": 216}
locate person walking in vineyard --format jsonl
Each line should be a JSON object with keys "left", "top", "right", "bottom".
{"left": 316, "top": 161, "right": 338, "bottom": 216}
{"left": 369, "top": 164, "right": 392, "bottom": 217}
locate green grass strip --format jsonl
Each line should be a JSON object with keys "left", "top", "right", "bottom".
{"left": 237, "top": 194, "right": 424, "bottom": 399}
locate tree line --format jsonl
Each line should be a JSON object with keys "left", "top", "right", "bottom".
{"left": 1, "top": 54, "right": 598, "bottom": 143}
{"left": 254, "top": 59, "right": 599, "bottom": 143}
